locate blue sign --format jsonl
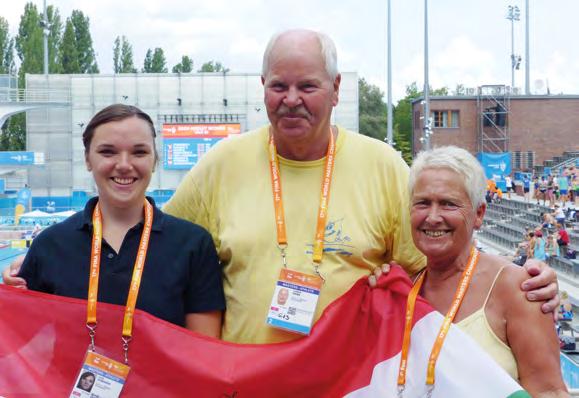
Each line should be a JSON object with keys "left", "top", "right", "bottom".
{"left": 477, "top": 152, "right": 512, "bottom": 190}
{"left": 0, "top": 152, "right": 39, "bottom": 165}
{"left": 0, "top": 178, "right": 5, "bottom": 194}
{"left": 163, "top": 138, "right": 221, "bottom": 170}
{"left": 16, "top": 187, "right": 31, "bottom": 206}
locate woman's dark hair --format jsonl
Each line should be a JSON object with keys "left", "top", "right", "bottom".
{"left": 80, "top": 371, "right": 95, "bottom": 380}
{"left": 83, "top": 104, "right": 158, "bottom": 160}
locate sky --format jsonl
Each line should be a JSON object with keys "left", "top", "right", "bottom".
{"left": 3, "top": 0, "right": 579, "bottom": 101}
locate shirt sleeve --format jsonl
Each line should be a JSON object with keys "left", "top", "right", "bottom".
{"left": 17, "top": 238, "right": 47, "bottom": 292}
{"left": 163, "top": 159, "right": 220, "bottom": 251}
{"left": 184, "top": 228, "right": 225, "bottom": 314}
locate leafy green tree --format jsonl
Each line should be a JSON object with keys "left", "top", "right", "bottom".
{"left": 70, "top": 10, "right": 98, "bottom": 73}
{"left": 45, "top": 5, "right": 62, "bottom": 73}
{"left": 15, "top": 2, "right": 43, "bottom": 86}
{"left": 172, "top": 55, "right": 193, "bottom": 73}
{"left": 143, "top": 48, "right": 167, "bottom": 73}
{"left": 113, "top": 35, "right": 136, "bottom": 73}
{"left": 0, "top": 114, "right": 25, "bottom": 150}
{"left": 358, "top": 78, "right": 387, "bottom": 141}
{"left": 0, "top": 17, "right": 16, "bottom": 74}
{"left": 151, "top": 48, "right": 167, "bottom": 73}
{"left": 142, "top": 48, "right": 152, "bottom": 72}
{"left": 392, "top": 82, "right": 449, "bottom": 164}
{"left": 198, "top": 60, "right": 229, "bottom": 73}
{"left": 60, "top": 18, "right": 79, "bottom": 73}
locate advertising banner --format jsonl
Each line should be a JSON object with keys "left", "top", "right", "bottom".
{"left": 477, "top": 152, "right": 512, "bottom": 191}
{"left": 0, "top": 151, "right": 44, "bottom": 165}
{"left": 162, "top": 123, "right": 241, "bottom": 170}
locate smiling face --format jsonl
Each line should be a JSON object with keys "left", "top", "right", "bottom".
{"left": 410, "top": 168, "right": 485, "bottom": 268}
{"left": 261, "top": 32, "right": 340, "bottom": 157}
{"left": 85, "top": 116, "right": 156, "bottom": 211}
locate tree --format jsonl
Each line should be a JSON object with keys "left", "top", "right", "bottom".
{"left": 143, "top": 47, "right": 167, "bottom": 73}
{"left": 70, "top": 10, "right": 98, "bottom": 73}
{"left": 392, "top": 82, "right": 449, "bottom": 164}
{"left": 15, "top": 2, "right": 43, "bottom": 86}
{"left": 45, "top": 5, "right": 62, "bottom": 74}
{"left": 113, "top": 35, "right": 136, "bottom": 73}
{"left": 358, "top": 78, "right": 387, "bottom": 141}
{"left": 198, "top": 60, "right": 229, "bottom": 73}
{"left": 172, "top": 55, "right": 193, "bottom": 73}
{"left": 142, "top": 48, "right": 152, "bottom": 72}
{"left": 60, "top": 18, "right": 79, "bottom": 73}
{"left": 0, "top": 17, "right": 16, "bottom": 74}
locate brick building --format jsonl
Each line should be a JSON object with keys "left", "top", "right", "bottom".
{"left": 412, "top": 85, "right": 579, "bottom": 171}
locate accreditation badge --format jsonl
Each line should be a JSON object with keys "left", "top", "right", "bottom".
{"left": 69, "top": 350, "right": 130, "bottom": 398}
{"left": 266, "top": 268, "right": 323, "bottom": 335}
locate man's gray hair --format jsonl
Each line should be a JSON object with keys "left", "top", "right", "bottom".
{"left": 261, "top": 29, "right": 339, "bottom": 80}
{"left": 409, "top": 146, "right": 487, "bottom": 210}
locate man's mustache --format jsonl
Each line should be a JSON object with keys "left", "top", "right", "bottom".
{"left": 276, "top": 105, "right": 310, "bottom": 118}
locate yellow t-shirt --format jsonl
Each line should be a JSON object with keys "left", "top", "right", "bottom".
{"left": 164, "top": 125, "right": 425, "bottom": 343}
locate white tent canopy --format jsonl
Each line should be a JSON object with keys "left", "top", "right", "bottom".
{"left": 20, "top": 210, "right": 51, "bottom": 218}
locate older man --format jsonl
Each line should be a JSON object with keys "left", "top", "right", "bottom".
{"left": 4, "top": 29, "right": 558, "bottom": 344}
{"left": 162, "top": 29, "right": 557, "bottom": 344}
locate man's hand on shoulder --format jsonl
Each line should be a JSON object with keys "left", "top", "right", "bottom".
{"left": 521, "top": 258, "right": 559, "bottom": 320}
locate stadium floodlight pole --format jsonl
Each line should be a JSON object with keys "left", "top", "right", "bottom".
{"left": 525, "top": 0, "right": 530, "bottom": 95}
{"left": 506, "top": 5, "right": 520, "bottom": 90}
{"left": 386, "top": 0, "right": 393, "bottom": 146}
{"left": 42, "top": 0, "right": 49, "bottom": 75}
{"left": 423, "top": 0, "right": 431, "bottom": 151}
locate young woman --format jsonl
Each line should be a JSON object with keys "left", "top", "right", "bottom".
{"left": 7, "top": 104, "right": 224, "bottom": 337}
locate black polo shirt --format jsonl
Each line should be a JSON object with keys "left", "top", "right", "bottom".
{"left": 19, "top": 197, "right": 225, "bottom": 327}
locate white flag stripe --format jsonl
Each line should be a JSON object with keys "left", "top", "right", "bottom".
{"left": 345, "top": 311, "right": 524, "bottom": 397}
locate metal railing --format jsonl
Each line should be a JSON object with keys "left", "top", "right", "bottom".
{"left": 0, "top": 88, "right": 71, "bottom": 104}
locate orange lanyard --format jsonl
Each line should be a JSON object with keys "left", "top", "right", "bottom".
{"left": 268, "top": 127, "right": 336, "bottom": 278}
{"left": 86, "top": 199, "right": 154, "bottom": 364}
{"left": 397, "top": 246, "right": 479, "bottom": 395}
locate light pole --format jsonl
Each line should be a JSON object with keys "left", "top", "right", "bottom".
{"left": 40, "top": 0, "right": 49, "bottom": 75}
{"left": 524, "top": 0, "right": 530, "bottom": 95}
{"left": 386, "top": 0, "right": 393, "bottom": 147}
{"left": 506, "top": 5, "right": 521, "bottom": 90}
{"left": 422, "top": 0, "right": 431, "bottom": 150}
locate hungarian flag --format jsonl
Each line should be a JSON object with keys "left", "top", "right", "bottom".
{"left": 0, "top": 267, "right": 528, "bottom": 397}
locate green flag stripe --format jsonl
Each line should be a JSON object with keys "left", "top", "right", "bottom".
{"left": 507, "top": 391, "right": 531, "bottom": 398}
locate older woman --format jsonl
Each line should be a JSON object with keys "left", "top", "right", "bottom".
{"left": 408, "top": 146, "right": 567, "bottom": 397}
{"left": 4, "top": 104, "right": 224, "bottom": 337}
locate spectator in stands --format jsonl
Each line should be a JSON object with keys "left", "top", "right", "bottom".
{"left": 557, "top": 174, "right": 569, "bottom": 207}
{"left": 408, "top": 146, "right": 567, "bottom": 395}
{"left": 545, "top": 234, "right": 559, "bottom": 259}
{"left": 513, "top": 234, "right": 530, "bottom": 266}
{"left": 546, "top": 176, "right": 556, "bottom": 206}
{"left": 556, "top": 223, "right": 570, "bottom": 257}
{"left": 494, "top": 187, "right": 503, "bottom": 203}
{"left": 523, "top": 174, "right": 531, "bottom": 202}
{"left": 533, "top": 176, "right": 540, "bottom": 203}
{"left": 533, "top": 230, "right": 547, "bottom": 261}
{"left": 553, "top": 205, "right": 566, "bottom": 226}
{"left": 538, "top": 176, "right": 547, "bottom": 206}
{"left": 505, "top": 174, "right": 513, "bottom": 199}
{"left": 541, "top": 212, "right": 555, "bottom": 230}
{"left": 572, "top": 175, "right": 579, "bottom": 206}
